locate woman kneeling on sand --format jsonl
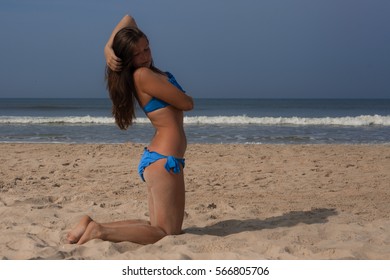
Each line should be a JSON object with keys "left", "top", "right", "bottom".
{"left": 66, "top": 14, "right": 193, "bottom": 245}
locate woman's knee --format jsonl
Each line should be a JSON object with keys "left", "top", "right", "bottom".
{"left": 153, "top": 217, "right": 183, "bottom": 236}
{"left": 159, "top": 225, "right": 182, "bottom": 236}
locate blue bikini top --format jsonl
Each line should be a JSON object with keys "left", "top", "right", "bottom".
{"left": 142, "top": 72, "right": 185, "bottom": 114}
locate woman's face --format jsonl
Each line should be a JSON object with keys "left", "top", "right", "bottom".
{"left": 132, "top": 37, "right": 152, "bottom": 68}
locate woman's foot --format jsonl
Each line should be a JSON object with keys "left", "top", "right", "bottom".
{"left": 66, "top": 215, "right": 93, "bottom": 244}
{"left": 77, "top": 221, "right": 103, "bottom": 245}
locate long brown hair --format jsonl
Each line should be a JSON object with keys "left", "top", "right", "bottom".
{"left": 105, "top": 27, "right": 162, "bottom": 130}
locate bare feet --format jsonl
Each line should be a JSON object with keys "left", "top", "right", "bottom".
{"left": 77, "top": 221, "right": 102, "bottom": 245}
{"left": 66, "top": 215, "right": 93, "bottom": 244}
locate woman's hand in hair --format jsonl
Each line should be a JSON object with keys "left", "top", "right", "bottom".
{"left": 104, "top": 44, "right": 122, "bottom": 72}
{"left": 104, "top": 15, "right": 137, "bottom": 72}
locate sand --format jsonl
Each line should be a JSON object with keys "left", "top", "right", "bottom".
{"left": 0, "top": 143, "right": 389, "bottom": 260}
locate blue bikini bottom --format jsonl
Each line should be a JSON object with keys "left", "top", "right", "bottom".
{"left": 138, "top": 148, "right": 185, "bottom": 182}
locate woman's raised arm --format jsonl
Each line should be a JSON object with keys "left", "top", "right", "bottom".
{"left": 104, "top": 15, "right": 138, "bottom": 71}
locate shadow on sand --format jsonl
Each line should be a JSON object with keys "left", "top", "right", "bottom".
{"left": 185, "top": 208, "right": 338, "bottom": 237}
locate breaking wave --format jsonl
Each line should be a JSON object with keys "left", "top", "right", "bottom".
{"left": 1, "top": 115, "right": 389, "bottom": 126}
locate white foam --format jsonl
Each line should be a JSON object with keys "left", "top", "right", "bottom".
{"left": 1, "top": 115, "right": 389, "bottom": 126}
{"left": 0, "top": 116, "right": 114, "bottom": 125}
{"left": 184, "top": 115, "right": 390, "bottom": 126}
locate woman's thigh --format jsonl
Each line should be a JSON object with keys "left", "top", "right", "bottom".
{"left": 143, "top": 159, "right": 185, "bottom": 235}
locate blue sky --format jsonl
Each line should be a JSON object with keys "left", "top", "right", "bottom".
{"left": 0, "top": 0, "right": 389, "bottom": 99}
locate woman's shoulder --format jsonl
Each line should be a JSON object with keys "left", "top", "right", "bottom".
{"left": 133, "top": 67, "right": 153, "bottom": 80}
{"left": 133, "top": 67, "right": 167, "bottom": 85}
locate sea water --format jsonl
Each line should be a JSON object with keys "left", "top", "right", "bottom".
{"left": 0, "top": 98, "right": 389, "bottom": 144}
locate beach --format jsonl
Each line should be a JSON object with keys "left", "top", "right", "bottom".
{"left": 1, "top": 143, "right": 389, "bottom": 260}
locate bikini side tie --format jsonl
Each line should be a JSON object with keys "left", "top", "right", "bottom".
{"left": 165, "top": 156, "right": 185, "bottom": 174}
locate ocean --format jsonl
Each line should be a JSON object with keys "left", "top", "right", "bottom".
{"left": 0, "top": 98, "right": 389, "bottom": 144}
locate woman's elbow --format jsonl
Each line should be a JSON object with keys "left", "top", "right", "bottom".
{"left": 183, "top": 96, "right": 194, "bottom": 111}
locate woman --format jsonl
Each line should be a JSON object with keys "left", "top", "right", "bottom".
{"left": 66, "top": 14, "right": 193, "bottom": 245}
